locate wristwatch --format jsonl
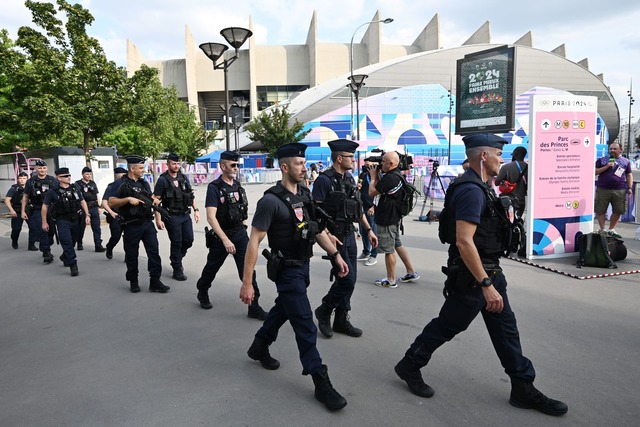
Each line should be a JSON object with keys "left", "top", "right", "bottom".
{"left": 478, "top": 277, "right": 492, "bottom": 287}
{"left": 193, "top": 208, "right": 199, "bottom": 212}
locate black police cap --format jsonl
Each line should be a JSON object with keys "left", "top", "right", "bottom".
{"left": 275, "top": 143, "right": 307, "bottom": 159}
{"left": 462, "top": 133, "right": 507, "bottom": 149}
{"left": 125, "top": 155, "right": 146, "bottom": 165}
{"left": 167, "top": 152, "right": 180, "bottom": 162}
{"left": 220, "top": 150, "right": 240, "bottom": 161}
{"left": 55, "top": 167, "right": 70, "bottom": 176}
{"left": 328, "top": 138, "right": 359, "bottom": 153}
{"left": 82, "top": 167, "right": 92, "bottom": 173}
{"left": 18, "top": 171, "right": 28, "bottom": 177}
{"left": 114, "top": 167, "right": 127, "bottom": 174}
{"left": 35, "top": 160, "right": 47, "bottom": 166}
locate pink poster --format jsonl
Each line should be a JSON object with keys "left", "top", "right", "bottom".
{"left": 527, "top": 95, "right": 597, "bottom": 258}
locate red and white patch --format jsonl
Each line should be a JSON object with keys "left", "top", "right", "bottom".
{"left": 173, "top": 180, "right": 179, "bottom": 187}
{"left": 294, "top": 207, "right": 304, "bottom": 222}
{"left": 219, "top": 196, "right": 225, "bottom": 204}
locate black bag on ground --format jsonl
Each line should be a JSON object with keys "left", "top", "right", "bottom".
{"left": 576, "top": 233, "right": 627, "bottom": 268}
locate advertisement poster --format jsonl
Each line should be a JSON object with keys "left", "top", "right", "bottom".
{"left": 527, "top": 95, "right": 597, "bottom": 258}
{"left": 456, "top": 46, "right": 515, "bottom": 134}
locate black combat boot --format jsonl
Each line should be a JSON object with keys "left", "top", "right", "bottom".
{"left": 172, "top": 269, "right": 187, "bottom": 281}
{"left": 332, "top": 309, "right": 362, "bottom": 337}
{"left": 394, "top": 356, "right": 434, "bottom": 398}
{"left": 59, "top": 253, "right": 67, "bottom": 264}
{"left": 130, "top": 280, "right": 140, "bottom": 293}
{"left": 248, "top": 299, "right": 267, "bottom": 320}
{"left": 311, "top": 365, "right": 347, "bottom": 411}
{"left": 314, "top": 303, "right": 334, "bottom": 338}
{"left": 197, "top": 291, "right": 212, "bottom": 309}
{"left": 105, "top": 245, "right": 113, "bottom": 259}
{"left": 509, "top": 378, "right": 568, "bottom": 416}
{"left": 43, "top": 251, "right": 54, "bottom": 264}
{"left": 247, "top": 336, "right": 280, "bottom": 370}
{"left": 11, "top": 239, "right": 18, "bottom": 249}
{"left": 70, "top": 263, "right": 79, "bottom": 277}
{"left": 77, "top": 243, "right": 83, "bottom": 251}
{"left": 95, "top": 245, "right": 105, "bottom": 253}
{"left": 149, "top": 278, "right": 170, "bottom": 293}
{"left": 28, "top": 243, "right": 38, "bottom": 251}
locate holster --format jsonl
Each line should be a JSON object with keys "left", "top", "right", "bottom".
{"left": 442, "top": 258, "right": 502, "bottom": 296}
{"left": 321, "top": 254, "right": 340, "bottom": 282}
{"left": 204, "top": 226, "right": 216, "bottom": 249}
{"left": 262, "top": 249, "right": 283, "bottom": 282}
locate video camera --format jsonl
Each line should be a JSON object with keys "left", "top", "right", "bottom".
{"left": 364, "top": 149, "right": 413, "bottom": 171}
{"left": 429, "top": 159, "right": 440, "bottom": 170}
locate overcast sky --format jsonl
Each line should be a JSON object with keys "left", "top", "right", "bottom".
{"left": 3, "top": 0, "right": 640, "bottom": 122}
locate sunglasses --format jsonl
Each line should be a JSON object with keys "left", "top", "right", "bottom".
{"left": 59, "top": 174, "right": 71, "bottom": 178}
{"left": 228, "top": 163, "right": 239, "bottom": 168}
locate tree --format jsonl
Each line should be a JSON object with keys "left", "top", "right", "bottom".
{"left": 244, "top": 104, "right": 310, "bottom": 158}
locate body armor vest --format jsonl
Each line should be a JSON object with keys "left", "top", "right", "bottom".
{"left": 117, "top": 176, "right": 154, "bottom": 221}
{"left": 28, "top": 175, "right": 56, "bottom": 207}
{"left": 52, "top": 185, "right": 82, "bottom": 220}
{"left": 75, "top": 179, "right": 99, "bottom": 207}
{"left": 9, "top": 184, "right": 25, "bottom": 210}
{"left": 320, "top": 168, "right": 362, "bottom": 237}
{"left": 213, "top": 178, "right": 248, "bottom": 230}
{"left": 159, "top": 172, "right": 194, "bottom": 214}
{"left": 265, "top": 182, "right": 319, "bottom": 259}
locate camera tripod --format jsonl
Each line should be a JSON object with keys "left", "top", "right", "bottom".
{"left": 416, "top": 165, "right": 447, "bottom": 223}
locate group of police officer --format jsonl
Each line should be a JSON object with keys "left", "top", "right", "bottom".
{"left": 4, "top": 134, "right": 568, "bottom": 415}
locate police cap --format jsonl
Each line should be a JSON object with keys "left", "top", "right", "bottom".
{"left": 167, "top": 152, "right": 180, "bottom": 162}
{"left": 114, "top": 167, "right": 127, "bottom": 174}
{"left": 328, "top": 138, "right": 359, "bottom": 154}
{"left": 82, "top": 167, "right": 92, "bottom": 173}
{"left": 18, "top": 171, "right": 28, "bottom": 177}
{"left": 462, "top": 133, "right": 507, "bottom": 149}
{"left": 220, "top": 150, "right": 240, "bottom": 161}
{"left": 55, "top": 167, "right": 70, "bottom": 176}
{"left": 35, "top": 160, "right": 47, "bottom": 166}
{"left": 275, "top": 143, "right": 307, "bottom": 159}
{"left": 125, "top": 155, "right": 146, "bottom": 165}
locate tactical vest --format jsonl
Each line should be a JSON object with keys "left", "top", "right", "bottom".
{"left": 213, "top": 177, "right": 248, "bottom": 230}
{"left": 75, "top": 179, "right": 99, "bottom": 208}
{"left": 319, "top": 168, "right": 363, "bottom": 237}
{"left": 9, "top": 184, "right": 25, "bottom": 210}
{"left": 265, "top": 182, "right": 319, "bottom": 259}
{"left": 117, "top": 176, "right": 154, "bottom": 221}
{"left": 52, "top": 185, "right": 82, "bottom": 220}
{"left": 438, "top": 172, "right": 511, "bottom": 264}
{"left": 159, "top": 172, "right": 194, "bottom": 214}
{"left": 28, "top": 175, "right": 56, "bottom": 207}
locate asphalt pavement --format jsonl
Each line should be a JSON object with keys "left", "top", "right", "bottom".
{"left": 1, "top": 182, "right": 639, "bottom": 427}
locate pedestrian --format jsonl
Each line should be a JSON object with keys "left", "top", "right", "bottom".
{"left": 5, "top": 172, "right": 28, "bottom": 249}
{"left": 101, "top": 167, "right": 127, "bottom": 260}
{"left": 41, "top": 168, "right": 90, "bottom": 276}
{"left": 312, "top": 138, "right": 377, "bottom": 339}
{"left": 152, "top": 153, "right": 200, "bottom": 281}
{"left": 195, "top": 150, "right": 267, "bottom": 320}
{"left": 239, "top": 142, "right": 349, "bottom": 411}
{"left": 367, "top": 151, "right": 419, "bottom": 288}
{"left": 496, "top": 146, "right": 528, "bottom": 217}
{"left": 594, "top": 142, "right": 633, "bottom": 238}
{"left": 356, "top": 159, "right": 378, "bottom": 266}
{"left": 75, "top": 167, "right": 105, "bottom": 252}
{"left": 394, "top": 133, "right": 568, "bottom": 416}
{"left": 21, "top": 160, "right": 57, "bottom": 262}
{"left": 108, "top": 155, "right": 169, "bottom": 294}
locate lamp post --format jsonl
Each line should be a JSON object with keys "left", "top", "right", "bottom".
{"left": 233, "top": 99, "right": 249, "bottom": 152}
{"left": 200, "top": 27, "right": 252, "bottom": 151}
{"left": 349, "top": 17, "right": 393, "bottom": 139}
{"left": 627, "top": 80, "right": 635, "bottom": 158}
{"left": 348, "top": 74, "right": 368, "bottom": 141}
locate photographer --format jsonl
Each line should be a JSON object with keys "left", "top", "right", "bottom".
{"left": 368, "top": 151, "right": 419, "bottom": 288}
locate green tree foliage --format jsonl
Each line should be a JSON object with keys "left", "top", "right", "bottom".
{"left": 244, "top": 104, "right": 310, "bottom": 157}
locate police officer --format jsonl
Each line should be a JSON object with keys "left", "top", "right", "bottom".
{"left": 239, "top": 143, "right": 349, "bottom": 411}
{"left": 101, "top": 167, "right": 127, "bottom": 260}
{"left": 5, "top": 172, "right": 28, "bottom": 249}
{"left": 394, "top": 134, "right": 568, "bottom": 416}
{"left": 75, "top": 167, "right": 105, "bottom": 252}
{"left": 21, "top": 160, "right": 57, "bottom": 262}
{"left": 108, "top": 155, "right": 169, "bottom": 294}
{"left": 312, "top": 139, "right": 377, "bottom": 338}
{"left": 195, "top": 151, "right": 266, "bottom": 319}
{"left": 41, "top": 168, "right": 90, "bottom": 276}
{"left": 152, "top": 153, "right": 199, "bottom": 280}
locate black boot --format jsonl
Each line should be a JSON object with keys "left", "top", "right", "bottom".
{"left": 105, "top": 246, "right": 113, "bottom": 259}
{"left": 43, "top": 251, "right": 54, "bottom": 264}
{"left": 333, "top": 309, "right": 362, "bottom": 337}
{"left": 311, "top": 365, "right": 347, "bottom": 411}
{"left": 77, "top": 243, "right": 83, "bottom": 251}
{"left": 197, "top": 291, "right": 212, "bottom": 309}
{"left": 248, "top": 299, "right": 267, "bottom": 320}
{"left": 70, "top": 263, "right": 79, "bottom": 277}
{"left": 95, "top": 245, "right": 105, "bottom": 253}
{"left": 59, "top": 253, "right": 67, "bottom": 264}
{"left": 28, "top": 243, "right": 38, "bottom": 251}
{"left": 314, "top": 303, "right": 334, "bottom": 338}
{"left": 149, "top": 278, "right": 170, "bottom": 293}
{"left": 11, "top": 239, "right": 18, "bottom": 249}
{"left": 509, "top": 379, "right": 568, "bottom": 416}
{"left": 394, "top": 356, "right": 434, "bottom": 398}
{"left": 247, "top": 336, "right": 280, "bottom": 370}
{"left": 172, "top": 269, "right": 187, "bottom": 281}
{"left": 130, "top": 280, "right": 140, "bottom": 293}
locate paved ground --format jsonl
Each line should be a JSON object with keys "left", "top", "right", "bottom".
{"left": 1, "top": 183, "right": 639, "bottom": 426}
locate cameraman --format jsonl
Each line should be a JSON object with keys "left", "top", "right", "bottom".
{"left": 368, "top": 151, "right": 419, "bottom": 288}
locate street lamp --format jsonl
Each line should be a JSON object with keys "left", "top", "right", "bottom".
{"left": 349, "top": 17, "right": 393, "bottom": 139}
{"left": 348, "top": 74, "right": 368, "bottom": 141}
{"left": 232, "top": 99, "right": 249, "bottom": 152}
{"left": 199, "top": 26, "right": 252, "bottom": 151}
{"left": 627, "top": 80, "right": 634, "bottom": 158}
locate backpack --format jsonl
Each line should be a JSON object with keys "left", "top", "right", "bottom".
{"left": 576, "top": 233, "right": 627, "bottom": 268}
{"left": 399, "top": 175, "right": 420, "bottom": 217}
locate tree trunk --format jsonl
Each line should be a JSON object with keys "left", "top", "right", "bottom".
{"left": 83, "top": 128, "right": 91, "bottom": 167}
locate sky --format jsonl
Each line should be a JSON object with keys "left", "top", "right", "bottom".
{"left": 3, "top": 0, "right": 640, "bottom": 122}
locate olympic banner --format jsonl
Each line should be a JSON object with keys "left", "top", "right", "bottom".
{"left": 526, "top": 95, "right": 598, "bottom": 258}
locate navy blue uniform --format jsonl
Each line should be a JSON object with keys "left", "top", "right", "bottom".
{"left": 252, "top": 187, "right": 322, "bottom": 375}
{"left": 24, "top": 175, "right": 57, "bottom": 254}
{"left": 6, "top": 183, "right": 26, "bottom": 246}
{"left": 403, "top": 169, "right": 535, "bottom": 382}
{"left": 115, "top": 176, "right": 162, "bottom": 282}
{"left": 43, "top": 184, "right": 84, "bottom": 267}
{"left": 75, "top": 179, "right": 102, "bottom": 248}
{"left": 102, "top": 179, "right": 123, "bottom": 253}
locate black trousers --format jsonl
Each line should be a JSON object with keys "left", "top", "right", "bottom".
{"left": 321, "top": 232, "right": 357, "bottom": 311}
{"left": 78, "top": 206, "right": 102, "bottom": 247}
{"left": 56, "top": 217, "right": 79, "bottom": 266}
{"left": 105, "top": 214, "right": 122, "bottom": 250}
{"left": 164, "top": 213, "right": 194, "bottom": 271}
{"left": 122, "top": 220, "right": 162, "bottom": 281}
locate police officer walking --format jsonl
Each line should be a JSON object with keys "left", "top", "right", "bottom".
{"left": 108, "top": 155, "right": 169, "bottom": 294}
{"left": 101, "top": 167, "right": 127, "bottom": 260}
{"left": 195, "top": 151, "right": 266, "bottom": 319}
{"left": 41, "top": 168, "right": 90, "bottom": 276}
{"left": 312, "top": 139, "right": 377, "bottom": 338}
{"left": 75, "top": 167, "right": 105, "bottom": 252}
{"left": 21, "top": 160, "right": 57, "bottom": 262}
{"left": 394, "top": 134, "right": 568, "bottom": 416}
{"left": 239, "top": 143, "right": 349, "bottom": 411}
{"left": 152, "top": 153, "right": 199, "bottom": 281}
{"left": 5, "top": 171, "right": 28, "bottom": 249}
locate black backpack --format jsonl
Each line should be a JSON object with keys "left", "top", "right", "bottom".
{"left": 576, "top": 232, "right": 627, "bottom": 269}
{"left": 399, "top": 175, "right": 420, "bottom": 217}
